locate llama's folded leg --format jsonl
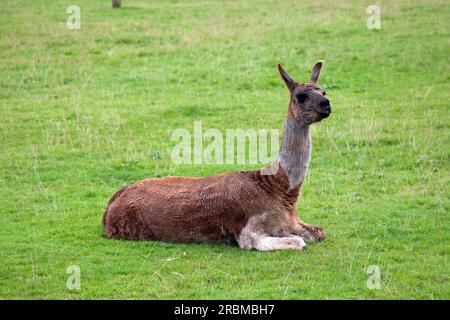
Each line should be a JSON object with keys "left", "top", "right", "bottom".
{"left": 292, "top": 221, "right": 325, "bottom": 243}
{"left": 256, "top": 235, "right": 307, "bottom": 251}
{"left": 238, "top": 232, "right": 306, "bottom": 251}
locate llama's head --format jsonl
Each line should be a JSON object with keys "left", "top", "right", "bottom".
{"left": 278, "top": 61, "right": 331, "bottom": 126}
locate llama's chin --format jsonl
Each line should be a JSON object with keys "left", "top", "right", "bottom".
{"left": 316, "top": 112, "right": 331, "bottom": 121}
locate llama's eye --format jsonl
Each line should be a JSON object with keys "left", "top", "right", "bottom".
{"left": 323, "top": 91, "right": 327, "bottom": 96}
{"left": 296, "top": 93, "right": 308, "bottom": 103}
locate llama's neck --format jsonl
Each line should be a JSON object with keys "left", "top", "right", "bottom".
{"left": 278, "top": 118, "right": 311, "bottom": 191}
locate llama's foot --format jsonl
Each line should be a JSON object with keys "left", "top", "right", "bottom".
{"left": 293, "top": 222, "right": 325, "bottom": 243}
{"left": 239, "top": 234, "right": 307, "bottom": 251}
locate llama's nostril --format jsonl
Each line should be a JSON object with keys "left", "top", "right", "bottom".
{"left": 319, "top": 100, "right": 330, "bottom": 108}
{"left": 317, "top": 104, "right": 331, "bottom": 116}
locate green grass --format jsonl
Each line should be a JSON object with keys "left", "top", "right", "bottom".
{"left": 0, "top": 0, "right": 449, "bottom": 299}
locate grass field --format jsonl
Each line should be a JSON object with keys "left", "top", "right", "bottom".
{"left": 0, "top": 0, "right": 449, "bottom": 299}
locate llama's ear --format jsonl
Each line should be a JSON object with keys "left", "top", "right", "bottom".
{"left": 277, "top": 64, "right": 296, "bottom": 92}
{"left": 309, "top": 60, "right": 324, "bottom": 83}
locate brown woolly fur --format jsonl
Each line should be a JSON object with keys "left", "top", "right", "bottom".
{"left": 105, "top": 168, "right": 297, "bottom": 242}
{"left": 103, "top": 186, "right": 127, "bottom": 226}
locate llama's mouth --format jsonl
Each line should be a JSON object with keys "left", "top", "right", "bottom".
{"left": 316, "top": 104, "right": 332, "bottom": 118}
{"left": 316, "top": 110, "right": 331, "bottom": 119}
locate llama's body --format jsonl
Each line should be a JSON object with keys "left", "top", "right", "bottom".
{"left": 103, "top": 62, "right": 331, "bottom": 251}
{"left": 103, "top": 165, "right": 320, "bottom": 248}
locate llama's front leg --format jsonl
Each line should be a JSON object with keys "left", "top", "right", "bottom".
{"left": 240, "top": 234, "right": 307, "bottom": 251}
{"left": 255, "top": 235, "right": 307, "bottom": 251}
{"left": 292, "top": 221, "right": 325, "bottom": 243}
{"left": 238, "top": 229, "right": 306, "bottom": 251}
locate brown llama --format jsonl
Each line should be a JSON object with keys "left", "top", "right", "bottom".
{"left": 103, "top": 61, "right": 332, "bottom": 251}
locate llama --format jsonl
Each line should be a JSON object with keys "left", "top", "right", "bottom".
{"left": 103, "top": 61, "right": 332, "bottom": 251}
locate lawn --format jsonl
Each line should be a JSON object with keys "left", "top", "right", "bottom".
{"left": 0, "top": 0, "right": 448, "bottom": 299}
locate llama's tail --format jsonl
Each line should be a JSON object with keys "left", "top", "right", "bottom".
{"left": 102, "top": 186, "right": 128, "bottom": 226}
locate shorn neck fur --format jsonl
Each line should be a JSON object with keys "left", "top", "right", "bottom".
{"left": 278, "top": 118, "right": 311, "bottom": 191}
